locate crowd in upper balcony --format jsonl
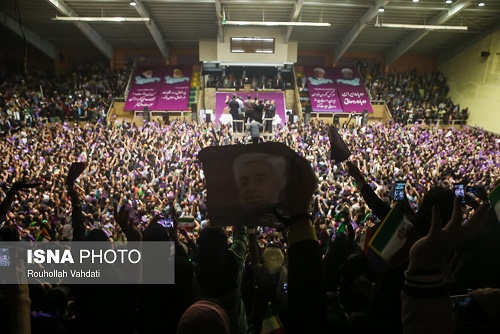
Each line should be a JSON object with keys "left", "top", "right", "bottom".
{"left": 358, "top": 61, "right": 470, "bottom": 124}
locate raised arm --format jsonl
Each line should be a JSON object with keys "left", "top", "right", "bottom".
{"left": 0, "top": 259, "right": 31, "bottom": 334}
{"left": 286, "top": 155, "right": 328, "bottom": 334}
{"left": 401, "top": 199, "right": 489, "bottom": 334}
{"left": 346, "top": 160, "right": 391, "bottom": 221}
{"left": 0, "top": 180, "right": 41, "bottom": 223}
{"left": 248, "top": 228, "right": 262, "bottom": 272}
{"left": 66, "top": 162, "right": 89, "bottom": 241}
{"left": 229, "top": 225, "right": 248, "bottom": 267}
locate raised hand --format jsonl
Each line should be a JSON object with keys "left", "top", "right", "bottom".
{"left": 286, "top": 155, "right": 317, "bottom": 216}
{"left": 114, "top": 205, "right": 142, "bottom": 241}
{"left": 345, "top": 160, "right": 365, "bottom": 183}
{"left": 66, "top": 162, "right": 87, "bottom": 187}
{"left": 167, "top": 212, "right": 180, "bottom": 242}
{"left": 408, "top": 197, "right": 489, "bottom": 273}
{"left": 179, "top": 227, "right": 189, "bottom": 238}
{"left": 10, "top": 180, "right": 42, "bottom": 192}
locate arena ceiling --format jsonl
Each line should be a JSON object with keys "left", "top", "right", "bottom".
{"left": 1, "top": 0, "right": 500, "bottom": 64}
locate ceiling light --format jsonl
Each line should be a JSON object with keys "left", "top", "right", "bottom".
{"left": 129, "top": 1, "right": 137, "bottom": 6}
{"left": 376, "top": 23, "right": 467, "bottom": 30}
{"left": 220, "top": 62, "right": 284, "bottom": 67}
{"left": 378, "top": 7, "right": 385, "bottom": 12}
{"left": 52, "top": 16, "right": 150, "bottom": 22}
{"left": 222, "top": 20, "right": 330, "bottom": 27}
{"left": 478, "top": 2, "right": 485, "bottom": 6}
{"left": 446, "top": 0, "right": 452, "bottom": 3}
{"left": 232, "top": 37, "right": 274, "bottom": 42}
{"left": 413, "top": 0, "right": 419, "bottom": 2}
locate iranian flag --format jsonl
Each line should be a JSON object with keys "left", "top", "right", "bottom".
{"left": 358, "top": 225, "right": 376, "bottom": 254}
{"left": 368, "top": 205, "right": 419, "bottom": 268}
{"left": 489, "top": 183, "right": 500, "bottom": 222}
{"left": 35, "top": 227, "right": 52, "bottom": 242}
{"left": 358, "top": 224, "right": 387, "bottom": 274}
{"left": 261, "top": 303, "right": 285, "bottom": 334}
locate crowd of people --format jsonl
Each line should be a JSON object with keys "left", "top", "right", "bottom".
{"left": 0, "top": 62, "right": 499, "bottom": 334}
{"left": 225, "top": 94, "right": 276, "bottom": 134}
{"left": 1, "top": 118, "right": 497, "bottom": 237}
{"left": 0, "top": 115, "right": 499, "bottom": 333}
{"left": 206, "top": 72, "right": 290, "bottom": 90}
{"left": 359, "top": 62, "right": 469, "bottom": 124}
{"left": 0, "top": 63, "right": 131, "bottom": 135}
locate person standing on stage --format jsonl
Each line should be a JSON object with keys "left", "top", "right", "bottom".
{"left": 264, "top": 100, "right": 276, "bottom": 133}
{"left": 227, "top": 94, "right": 242, "bottom": 132}
{"left": 253, "top": 100, "right": 264, "bottom": 123}
{"left": 244, "top": 95, "right": 255, "bottom": 124}
{"left": 246, "top": 117, "right": 263, "bottom": 145}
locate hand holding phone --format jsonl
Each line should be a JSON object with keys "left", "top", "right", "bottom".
{"left": 0, "top": 247, "right": 13, "bottom": 283}
{"left": 451, "top": 295, "right": 486, "bottom": 324}
{"left": 454, "top": 183, "right": 465, "bottom": 204}
{"left": 158, "top": 215, "right": 174, "bottom": 229}
{"left": 0, "top": 247, "right": 11, "bottom": 266}
{"left": 393, "top": 181, "right": 406, "bottom": 202}
{"left": 465, "top": 186, "right": 477, "bottom": 195}
{"left": 0, "top": 252, "right": 28, "bottom": 299}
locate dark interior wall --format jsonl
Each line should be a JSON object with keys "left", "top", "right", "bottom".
{"left": 1, "top": 34, "right": 438, "bottom": 76}
{"left": 0, "top": 26, "right": 55, "bottom": 71}
{"left": 55, "top": 48, "right": 109, "bottom": 72}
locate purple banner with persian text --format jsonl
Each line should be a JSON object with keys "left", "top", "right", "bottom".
{"left": 214, "top": 92, "right": 286, "bottom": 126}
{"left": 124, "top": 66, "right": 192, "bottom": 111}
{"left": 155, "top": 65, "right": 192, "bottom": 111}
{"left": 305, "top": 67, "right": 343, "bottom": 112}
{"left": 124, "top": 66, "right": 165, "bottom": 111}
{"left": 332, "top": 66, "right": 373, "bottom": 113}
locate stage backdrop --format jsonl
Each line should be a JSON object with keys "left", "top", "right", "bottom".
{"left": 124, "top": 66, "right": 192, "bottom": 111}
{"left": 214, "top": 92, "right": 286, "bottom": 125}
{"left": 305, "top": 66, "right": 373, "bottom": 113}
{"left": 305, "top": 67, "right": 343, "bottom": 112}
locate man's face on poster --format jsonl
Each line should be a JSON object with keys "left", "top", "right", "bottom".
{"left": 314, "top": 68, "right": 325, "bottom": 79}
{"left": 142, "top": 70, "right": 153, "bottom": 78}
{"left": 342, "top": 68, "right": 354, "bottom": 79}
{"left": 235, "top": 156, "right": 286, "bottom": 210}
{"left": 173, "top": 69, "right": 184, "bottom": 78}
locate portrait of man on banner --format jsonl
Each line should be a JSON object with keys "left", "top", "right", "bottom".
{"left": 135, "top": 69, "right": 161, "bottom": 85}
{"left": 336, "top": 67, "right": 361, "bottom": 87}
{"left": 308, "top": 67, "right": 333, "bottom": 86}
{"left": 165, "top": 68, "right": 189, "bottom": 84}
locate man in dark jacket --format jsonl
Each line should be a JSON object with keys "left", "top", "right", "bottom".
{"left": 247, "top": 118, "right": 263, "bottom": 144}
{"left": 228, "top": 94, "right": 242, "bottom": 132}
{"left": 264, "top": 100, "right": 276, "bottom": 133}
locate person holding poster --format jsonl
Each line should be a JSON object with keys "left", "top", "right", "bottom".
{"left": 198, "top": 142, "right": 310, "bottom": 229}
